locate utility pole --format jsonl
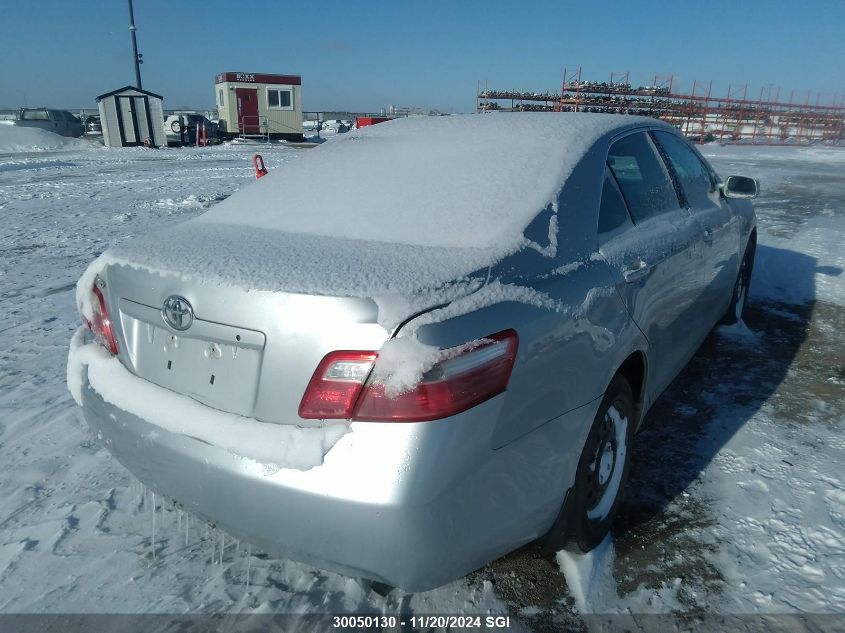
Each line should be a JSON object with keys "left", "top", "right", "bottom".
{"left": 128, "top": 0, "right": 143, "bottom": 89}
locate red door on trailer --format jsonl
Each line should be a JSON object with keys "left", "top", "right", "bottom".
{"left": 235, "top": 88, "right": 260, "bottom": 134}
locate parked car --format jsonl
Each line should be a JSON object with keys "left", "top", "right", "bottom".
{"left": 84, "top": 115, "right": 102, "bottom": 135}
{"left": 164, "top": 113, "right": 219, "bottom": 145}
{"left": 12, "top": 108, "right": 84, "bottom": 138}
{"left": 69, "top": 113, "right": 758, "bottom": 592}
{"left": 322, "top": 119, "right": 352, "bottom": 133}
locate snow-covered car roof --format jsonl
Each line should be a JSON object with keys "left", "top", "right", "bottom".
{"left": 88, "top": 113, "right": 663, "bottom": 309}
{"left": 199, "top": 113, "right": 651, "bottom": 250}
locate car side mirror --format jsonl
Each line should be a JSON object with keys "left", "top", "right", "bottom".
{"left": 722, "top": 175, "right": 759, "bottom": 199}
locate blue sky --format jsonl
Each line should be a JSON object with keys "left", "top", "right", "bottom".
{"left": 1, "top": 0, "right": 843, "bottom": 112}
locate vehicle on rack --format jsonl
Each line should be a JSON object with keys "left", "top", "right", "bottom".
{"left": 11, "top": 108, "right": 84, "bottom": 138}
{"left": 69, "top": 113, "right": 758, "bottom": 592}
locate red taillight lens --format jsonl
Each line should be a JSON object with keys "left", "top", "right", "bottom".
{"left": 355, "top": 330, "right": 518, "bottom": 422}
{"left": 298, "top": 330, "right": 518, "bottom": 422}
{"left": 298, "top": 351, "right": 377, "bottom": 419}
{"left": 85, "top": 282, "right": 119, "bottom": 356}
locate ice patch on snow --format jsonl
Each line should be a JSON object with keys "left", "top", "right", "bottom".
{"left": 67, "top": 327, "right": 348, "bottom": 469}
{"left": 701, "top": 144, "right": 845, "bottom": 166}
{"left": 716, "top": 319, "right": 762, "bottom": 346}
{"left": 619, "top": 578, "right": 685, "bottom": 613}
{"left": 152, "top": 194, "right": 207, "bottom": 210}
{"left": 752, "top": 236, "right": 845, "bottom": 307}
{"left": 556, "top": 535, "right": 618, "bottom": 614}
{"left": 517, "top": 606, "right": 543, "bottom": 617}
{"left": 556, "top": 535, "right": 686, "bottom": 615}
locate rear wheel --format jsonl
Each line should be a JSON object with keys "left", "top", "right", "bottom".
{"left": 544, "top": 375, "right": 635, "bottom": 552}
{"left": 721, "top": 243, "right": 754, "bottom": 325}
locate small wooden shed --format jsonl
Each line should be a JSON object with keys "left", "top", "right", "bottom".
{"left": 96, "top": 86, "right": 166, "bottom": 148}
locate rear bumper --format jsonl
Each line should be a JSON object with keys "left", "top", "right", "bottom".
{"left": 81, "top": 370, "right": 595, "bottom": 591}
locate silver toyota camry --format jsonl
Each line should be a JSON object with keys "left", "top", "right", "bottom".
{"left": 69, "top": 113, "right": 758, "bottom": 591}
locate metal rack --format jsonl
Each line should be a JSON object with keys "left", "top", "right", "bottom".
{"left": 477, "top": 69, "right": 845, "bottom": 145}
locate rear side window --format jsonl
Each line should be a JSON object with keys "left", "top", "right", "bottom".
{"left": 598, "top": 171, "right": 630, "bottom": 234}
{"left": 607, "top": 133, "right": 679, "bottom": 223}
{"left": 652, "top": 131, "right": 713, "bottom": 208}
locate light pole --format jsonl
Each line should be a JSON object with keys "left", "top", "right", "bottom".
{"left": 128, "top": 0, "right": 143, "bottom": 89}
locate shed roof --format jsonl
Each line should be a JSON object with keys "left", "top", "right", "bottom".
{"left": 96, "top": 86, "right": 164, "bottom": 101}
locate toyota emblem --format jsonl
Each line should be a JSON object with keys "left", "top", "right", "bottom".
{"left": 161, "top": 295, "right": 194, "bottom": 331}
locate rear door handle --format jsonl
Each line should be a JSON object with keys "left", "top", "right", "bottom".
{"left": 623, "top": 260, "right": 652, "bottom": 283}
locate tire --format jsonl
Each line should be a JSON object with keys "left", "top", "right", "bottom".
{"left": 721, "top": 242, "right": 754, "bottom": 325}
{"left": 543, "top": 375, "right": 635, "bottom": 553}
{"left": 170, "top": 120, "right": 183, "bottom": 133}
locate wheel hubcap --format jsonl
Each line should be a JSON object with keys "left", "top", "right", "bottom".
{"left": 598, "top": 443, "right": 614, "bottom": 485}
{"left": 585, "top": 404, "right": 629, "bottom": 521}
{"left": 586, "top": 414, "right": 618, "bottom": 506}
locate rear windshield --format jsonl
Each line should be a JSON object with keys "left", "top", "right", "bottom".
{"left": 200, "top": 114, "right": 624, "bottom": 250}
{"left": 20, "top": 110, "right": 49, "bottom": 121}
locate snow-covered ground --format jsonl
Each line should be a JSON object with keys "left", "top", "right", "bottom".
{"left": 1, "top": 127, "right": 843, "bottom": 630}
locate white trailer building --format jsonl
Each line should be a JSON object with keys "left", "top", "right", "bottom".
{"left": 215, "top": 71, "right": 303, "bottom": 141}
{"left": 96, "top": 86, "right": 166, "bottom": 148}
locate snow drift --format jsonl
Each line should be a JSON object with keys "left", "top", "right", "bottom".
{"left": 0, "top": 124, "right": 92, "bottom": 153}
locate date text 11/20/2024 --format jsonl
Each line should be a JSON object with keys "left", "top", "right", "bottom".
{"left": 332, "top": 615, "right": 512, "bottom": 629}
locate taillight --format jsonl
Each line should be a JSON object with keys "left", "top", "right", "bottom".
{"left": 298, "top": 351, "right": 377, "bottom": 419}
{"left": 298, "top": 330, "right": 518, "bottom": 422}
{"left": 84, "top": 279, "right": 119, "bottom": 356}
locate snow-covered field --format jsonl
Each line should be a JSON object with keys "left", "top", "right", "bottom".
{"left": 1, "top": 128, "right": 843, "bottom": 630}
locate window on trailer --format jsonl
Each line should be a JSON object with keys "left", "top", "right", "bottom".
{"left": 267, "top": 88, "right": 293, "bottom": 110}
{"left": 218, "top": 89, "right": 224, "bottom": 107}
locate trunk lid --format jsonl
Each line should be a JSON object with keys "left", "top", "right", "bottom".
{"left": 95, "top": 222, "right": 488, "bottom": 424}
